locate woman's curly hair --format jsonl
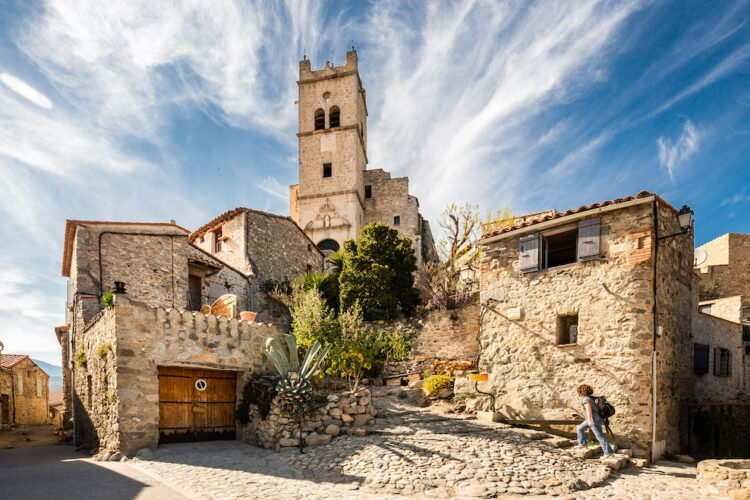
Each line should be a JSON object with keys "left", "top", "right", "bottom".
{"left": 577, "top": 384, "right": 594, "bottom": 396}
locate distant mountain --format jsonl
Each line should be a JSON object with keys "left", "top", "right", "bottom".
{"left": 32, "top": 359, "right": 63, "bottom": 391}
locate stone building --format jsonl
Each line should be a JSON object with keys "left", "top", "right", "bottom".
{"left": 289, "top": 48, "right": 435, "bottom": 265}
{"left": 59, "top": 219, "right": 286, "bottom": 453}
{"left": 476, "top": 192, "right": 695, "bottom": 459}
{"left": 0, "top": 354, "right": 50, "bottom": 425}
{"left": 695, "top": 233, "right": 750, "bottom": 327}
{"left": 189, "top": 207, "right": 325, "bottom": 287}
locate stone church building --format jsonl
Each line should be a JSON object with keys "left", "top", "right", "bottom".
{"left": 289, "top": 48, "right": 435, "bottom": 264}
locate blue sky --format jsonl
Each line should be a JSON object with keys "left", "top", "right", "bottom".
{"left": 0, "top": 0, "right": 748, "bottom": 365}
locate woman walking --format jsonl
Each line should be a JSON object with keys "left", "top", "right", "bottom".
{"left": 576, "top": 384, "right": 614, "bottom": 456}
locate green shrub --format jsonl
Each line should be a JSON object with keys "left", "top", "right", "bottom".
{"left": 76, "top": 350, "right": 87, "bottom": 369}
{"left": 423, "top": 375, "right": 451, "bottom": 396}
{"left": 102, "top": 293, "right": 114, "bottom": 309}
{"left": 96, "top": 344, "right": 110, "bottom": 359}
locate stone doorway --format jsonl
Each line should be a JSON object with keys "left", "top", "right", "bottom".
{"left": 157, "top": 366, "right": 237, "bottom": 444}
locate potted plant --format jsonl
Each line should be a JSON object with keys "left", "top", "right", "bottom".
{"left": 240, "top": 311, "right": 257, "bottom": 322}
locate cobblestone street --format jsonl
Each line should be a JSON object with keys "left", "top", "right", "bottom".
{"left": 126, "top": 388, "right": 713, "bottom": 499}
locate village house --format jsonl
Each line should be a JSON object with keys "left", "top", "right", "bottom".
{"left": 289, "top": 47, "right": 435, "bottom": 265}
{"left": 56, "top": 219, "right": 297, "bottom": 454}
{"left": 0, "top": 354, "right": 50, "bottom": 426}
{"left": 476, "top": 192, "right": 696, "bottom": 460}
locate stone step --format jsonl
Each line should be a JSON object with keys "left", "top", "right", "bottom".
{"left": 599, "top": 454, "right": 630, "bottom": 472}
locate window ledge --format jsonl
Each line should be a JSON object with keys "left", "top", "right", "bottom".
{"left": 556, "top": 343, "right": 578, "bottom": 348}
{"left": 217, "top": 236, "right": 230, "bottom": 242}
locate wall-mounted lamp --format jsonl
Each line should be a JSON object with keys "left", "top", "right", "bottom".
{"left": 657, "top": 204, "right": 694, "bottom": 241}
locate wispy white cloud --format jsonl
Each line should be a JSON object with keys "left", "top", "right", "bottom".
{"left": 362, "top": 0, "right": 641, "bottom": 218}
{"left": 657, "top": 120, "right": 700, "bottom": 180}
{"left": 258, "top": 176, "right": 289, "bottom": 201}
{"left": 18, "top": 0, "right": 324, "bottom": 145}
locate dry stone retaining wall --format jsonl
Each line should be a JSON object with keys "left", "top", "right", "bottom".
{"left": 697, "top": 459, "right": 750, "bottom": 498}
{"left": 242, "top": 388, "right": 375, "bottom": 449}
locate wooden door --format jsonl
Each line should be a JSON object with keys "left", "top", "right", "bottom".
{"left": 158, "top": 366, "right": 236, "bottom": 444}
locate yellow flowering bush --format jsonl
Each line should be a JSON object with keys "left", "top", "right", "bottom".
{"left": 424, "top": 375, "right": 451, "bottom": 396}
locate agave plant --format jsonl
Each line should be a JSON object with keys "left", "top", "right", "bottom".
{"left": 262, "top": 333, "right": 330, "bottom": 404}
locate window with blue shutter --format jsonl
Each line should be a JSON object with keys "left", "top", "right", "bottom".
{"left": 578, "top": 217, "right": 601, "bottom": 261}
{"left": 519, "top": 233, "right": 540, "bottom": 273}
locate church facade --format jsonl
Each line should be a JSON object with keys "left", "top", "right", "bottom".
{"left": 289, "top": 48, "right": 435, "bottom": 265}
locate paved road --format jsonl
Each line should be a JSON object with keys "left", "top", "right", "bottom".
{"left": 0, "top": 445, "right": 186, "bottom": 500}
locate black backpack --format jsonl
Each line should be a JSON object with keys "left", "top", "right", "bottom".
{"left": 594, "top": 396, "right": 615, "bottom": 436}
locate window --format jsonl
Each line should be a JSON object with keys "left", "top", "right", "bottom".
{"left": 307, "top": 243, "right": 312, "bottom": 252}
{"left": 542, "top": 226, "right": 578, "bottom": 269}
{"left": 714, "top": 348, "right": 731, "bottom": 376}
{"left": 329, "top": 106, "right": 340, "bottom": 128}
{"left": 323, "top": 163, "right": 332, "bottom": 178}
{"left": 318, "top": 239, "right": 340, "bottom": 252}
{"left": 314, "top": 108, "right": 325, "bottom": 130}
{"left": 693, "top": 343, "right": 709, "bottom": 375}
{"left": 365, "top": 185, "right": 372, "bottom": 199}
{"left": 556, "top": 314, "right": 578, "bottom": 345}
{"left": 519, "top": 217, "right": 600, "bottom": 274}
{"left": 699, "top": 304, "right": 712, "bottom": 314}
{"left": 17, "top": 374, "right": 22, "bottom": 395}
{"left": 36, "top": 378, "right": 42, "bottom": 397}
{"left": 307, "top": 264, "right": 313, "bottom": 273}
{"left": 214, "top": 227, "right": 223, "bottom": 252}
{"left": 394, "top": 216, "right": 400, "bottom": 225}
{"left": 188, "top": 275, "right": 202, "bottom": 311}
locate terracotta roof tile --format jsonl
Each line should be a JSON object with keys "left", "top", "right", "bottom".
{"left": 0, "top": 354, "right": 30, "bottom": 370}
{"left": 481, "top": 191, "right": 677, "bottom": 239}
{"left": 49, "top": 390, "right": 64, "bottom": 407}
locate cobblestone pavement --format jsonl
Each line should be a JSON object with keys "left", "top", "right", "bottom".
{"left": 128, "top": 388, "right": 711, "bottom": 499}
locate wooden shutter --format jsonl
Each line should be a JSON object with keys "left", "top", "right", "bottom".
{"left": 519, "top": 233, "right": 540, "bottom": 273}
{"left": 694, "top": 344, "right": 709, "bottom": 375}
{"left": 578, "top": 217, "right": 601, "bottom": 261}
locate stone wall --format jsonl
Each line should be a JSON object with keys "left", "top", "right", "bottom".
{"left": 699, "top": 295, "right": 743, "bottom": 323}
{"left": 0, "top": 370, "right": 13, "bottom": 428}
{"left": 9, "top": 358, "right": 49, "bottom": 425}
{"left": 653, "top": 203, "right": 696, "bottom": 456}
{"left": 697, "top": 459, "right": 750, "bottom": 498}
{"left": 369, "top": 299, "right": 481, "bottom": 377}
{"left": 110, "top": 296, "right": 283, "bottom": 455}
{"left": 476, "top": 199, "right": 693, "bottom": 457}
{"left": 73, "top": 308, "right": 119, "bottom": 451}
{"left": 242, "top": 388, "right": 375, "bottom": 449}
{"left": 696, "top": 233, "right": 750, "bottom": 318}
{"left": 190, "top": 209, "right": 324, "bottom": 286}
{"left": 363, "top": 169, "right": 428, "bottom": 266}
{"left": 693, "top": 311, "right": 747, "bottom": 402}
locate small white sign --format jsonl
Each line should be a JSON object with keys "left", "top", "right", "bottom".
{"left": 507, "top": 307, "right": 521, "bottom": 320}
{"left": 195, "top": 379, "right": 207, "bottom": 391}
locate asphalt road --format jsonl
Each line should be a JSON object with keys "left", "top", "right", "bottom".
{"left": 0, "top": 445, "right": 186, "bottom": 500}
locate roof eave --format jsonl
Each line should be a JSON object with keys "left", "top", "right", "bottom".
{"left": 478, "top": 196, "right": 656, "bottom": 246}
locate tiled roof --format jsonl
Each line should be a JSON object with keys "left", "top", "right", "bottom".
{"left": 481, "top": 191, "right": 677, "bottom": 239}
{"left": 62, "top": 220, "right": 190, "bottom": 277}
{"left": 188, "top": 207, "right": 325, "bottom": 257}
{"left": 49, "top": 390, "right": 64, "bottom": 407}
{"left": 0, "top": 354, "right": 30, "bottom": 370}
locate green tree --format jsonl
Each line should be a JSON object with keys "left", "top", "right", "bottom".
{"left": 339, "top": 223, "right": 419, "bottom": 318}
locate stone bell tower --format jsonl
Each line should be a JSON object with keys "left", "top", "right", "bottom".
{"left": 289, "top": 47, "right": 368, "bottom": 252}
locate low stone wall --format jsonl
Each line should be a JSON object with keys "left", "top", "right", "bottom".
{"left": 373, "top": 298, "right": 480, "bottom": 378}
{"left": 243, "top": 388, "right": 375, "bottom": 449}
{"left": 697, "top": 459, "right": 750, "bottom": 498}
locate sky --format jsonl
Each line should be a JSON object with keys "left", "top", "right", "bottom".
{"left": 0, "top": 0, "right": 749, "bottom": 365}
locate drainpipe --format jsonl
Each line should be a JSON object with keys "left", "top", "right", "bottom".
{"left": 651, "top": 200, "right": 659, "bottom": 463}
{"left": 249, "top": 278, "right": 255, "bottom": 312}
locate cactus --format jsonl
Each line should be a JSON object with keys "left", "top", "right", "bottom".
{"left": 262, "top": 334, "right": 330, "bottom": 404}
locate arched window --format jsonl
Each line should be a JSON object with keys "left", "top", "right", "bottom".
{"left": 329, "top": 106, "right": 340, "bottom": 128}
{"left": 318, "top": 239, "right": 340, "bottom": 252}
{"left": 314, "top": 108, "right": 325, "bottom": 130}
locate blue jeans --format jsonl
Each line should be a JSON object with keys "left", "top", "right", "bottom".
{"left": 577, "top": 419, "right": 613, "bottom": 454}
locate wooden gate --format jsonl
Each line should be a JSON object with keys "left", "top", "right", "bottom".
{"left": 680, "top": 403, "right": 750, "bottom": 458}
{"left": 158, "top": 366, "right": 237, "bottom": 444}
